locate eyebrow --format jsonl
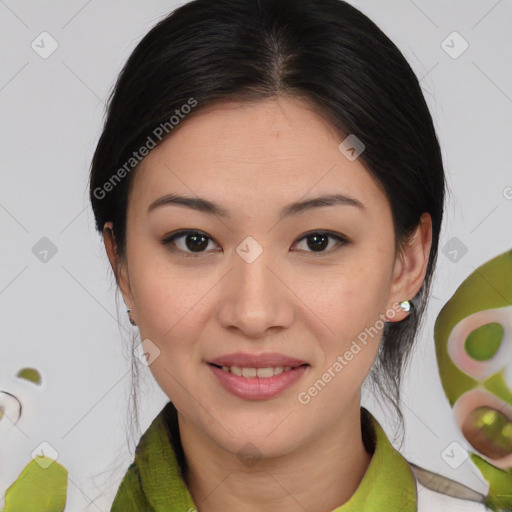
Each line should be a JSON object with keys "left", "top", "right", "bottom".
{"left": 147, "top": 192, "right": 365, "bottom": 220}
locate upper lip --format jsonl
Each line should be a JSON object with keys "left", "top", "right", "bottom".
{"left": 208, "top": 352, "right": 309, "bottom": 368}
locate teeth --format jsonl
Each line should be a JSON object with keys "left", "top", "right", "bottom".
{"left": 242, "top": 367, "right": 257, "bottom": 378}
{"left": 219, "top": 365, "right": 298, "bottom": 378}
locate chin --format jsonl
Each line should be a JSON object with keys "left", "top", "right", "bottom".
{"left": 224, "top": 434, "right": 300, "bottom": 464}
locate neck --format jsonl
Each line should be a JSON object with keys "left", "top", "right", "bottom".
{"left": 176, "top": 399, "right": 373, "bottom": 512}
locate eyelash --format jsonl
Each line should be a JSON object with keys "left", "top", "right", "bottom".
{"left": 161, "top": 229, "right": 350, "bottom": 258}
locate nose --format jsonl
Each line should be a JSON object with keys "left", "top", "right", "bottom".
{"left": 216, "top": 245, "right": 294, "bottom": 338}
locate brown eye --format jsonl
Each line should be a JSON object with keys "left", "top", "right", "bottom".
{"left": 162, "top": 230, "right": 219, "bottom": 256}
{"left": 161, "top": 229, "right": 349, "bottom": 258}
{"left": 293, "top": 231, "right": 349, "bottom": 255}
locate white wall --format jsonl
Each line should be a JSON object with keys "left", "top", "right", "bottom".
{"left": 0, "top": 0, "right": 510, "bottom": 509}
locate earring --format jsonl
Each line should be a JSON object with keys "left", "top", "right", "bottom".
{"left": 399, "top": 300, "right": 412, "bottom": 312}
{"left": 127, "top": 308, "right": 137, "bottom": 326}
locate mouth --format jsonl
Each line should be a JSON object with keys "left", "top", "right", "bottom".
{"left": 208, "top": 362, "right": 309, "bottom": 378}
{"left": 207, "top": 362, "right": 310, "bottom": 400}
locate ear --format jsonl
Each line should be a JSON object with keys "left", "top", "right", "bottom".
{"left": 386, "top": 212, "right": 433, "bottom": 322}
{"left": 103, "top": 222, "right": 135, "bottom": 310}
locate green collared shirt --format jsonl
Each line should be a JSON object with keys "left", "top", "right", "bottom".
{"left": 111, "top": 402, "right": 419, "bottom": 511}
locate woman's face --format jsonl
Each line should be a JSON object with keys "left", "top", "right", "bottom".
{"left": 105, "top": 96, "right": 430, "bottom": 458}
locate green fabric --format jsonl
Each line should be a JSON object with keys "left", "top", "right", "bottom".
{"left": 332, "top": 411, "right": 416, "bottom": 511}
{"left": 111, "top": 405, "right": 196, "bottom": 512}
{"left": 470, "top": 452, "right": 512, "bottom": 511}
{"left": 111, "top": 403, "right": 416, "bottom": 511}
{"left": 2, "top": 456, "right": 68, "bottom": 511}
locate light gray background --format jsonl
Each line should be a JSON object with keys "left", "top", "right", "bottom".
{"left": 1, "top": 0, "right": 511, "bottom": 510}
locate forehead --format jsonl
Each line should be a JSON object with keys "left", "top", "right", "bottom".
{"left": 128, "top": 96, "right": 388, "bottom": 219}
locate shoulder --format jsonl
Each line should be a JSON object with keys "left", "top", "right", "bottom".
{"left": 409, "top": 461, "right": 492, "bottom": 511}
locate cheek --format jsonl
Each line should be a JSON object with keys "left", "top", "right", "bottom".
{"left": 303, "top": 260, "right": 391, "bottom": 338}
{"left": 129, "top": 248, "right": 213, "bottom": 336}
{"left": 126, "top": 258, "right": 209, "bottom": 386}
{"left": 132, "top": 267, "right": 208, "bottom": 404}
{"left": 302, "top": 256, "right": 392, "bottom": 387}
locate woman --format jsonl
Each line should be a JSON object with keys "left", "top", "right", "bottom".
{"left": 89, "top": 0, "right": 493, "bottom": 510}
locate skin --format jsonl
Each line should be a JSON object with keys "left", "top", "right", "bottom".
{"left": 103, "top": 95, "right": 432, "bottom": 512}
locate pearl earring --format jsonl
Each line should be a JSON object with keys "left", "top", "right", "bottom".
{"left": 399, "top": 300, "right": 412, "bottom": 312}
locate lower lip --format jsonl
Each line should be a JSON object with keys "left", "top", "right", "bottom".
{"left": 207, "top": 363, "right": 309, "bottom": 400}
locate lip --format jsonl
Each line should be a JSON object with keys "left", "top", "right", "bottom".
{"left": 207, "top": 352, "right": 308, "bottom": 368}
{"left": 207, "top": 363, "right": 309, "bottom": 400}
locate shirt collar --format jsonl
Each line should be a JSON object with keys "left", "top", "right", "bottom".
{"left": 111, "top": 402, "right": 417, "bottom": 511}
{"left": 335, "top": 407, "right": 417, "bottom": 511}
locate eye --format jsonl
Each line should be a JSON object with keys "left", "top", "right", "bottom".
{"left": 291, "top": 230, "right": 349, "bottom": 255}
{"left": 161, "top": 229, "right": 349, "bottom": 257}
{"left": 162, "top": 230, "right": 220, "bottom": 257}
